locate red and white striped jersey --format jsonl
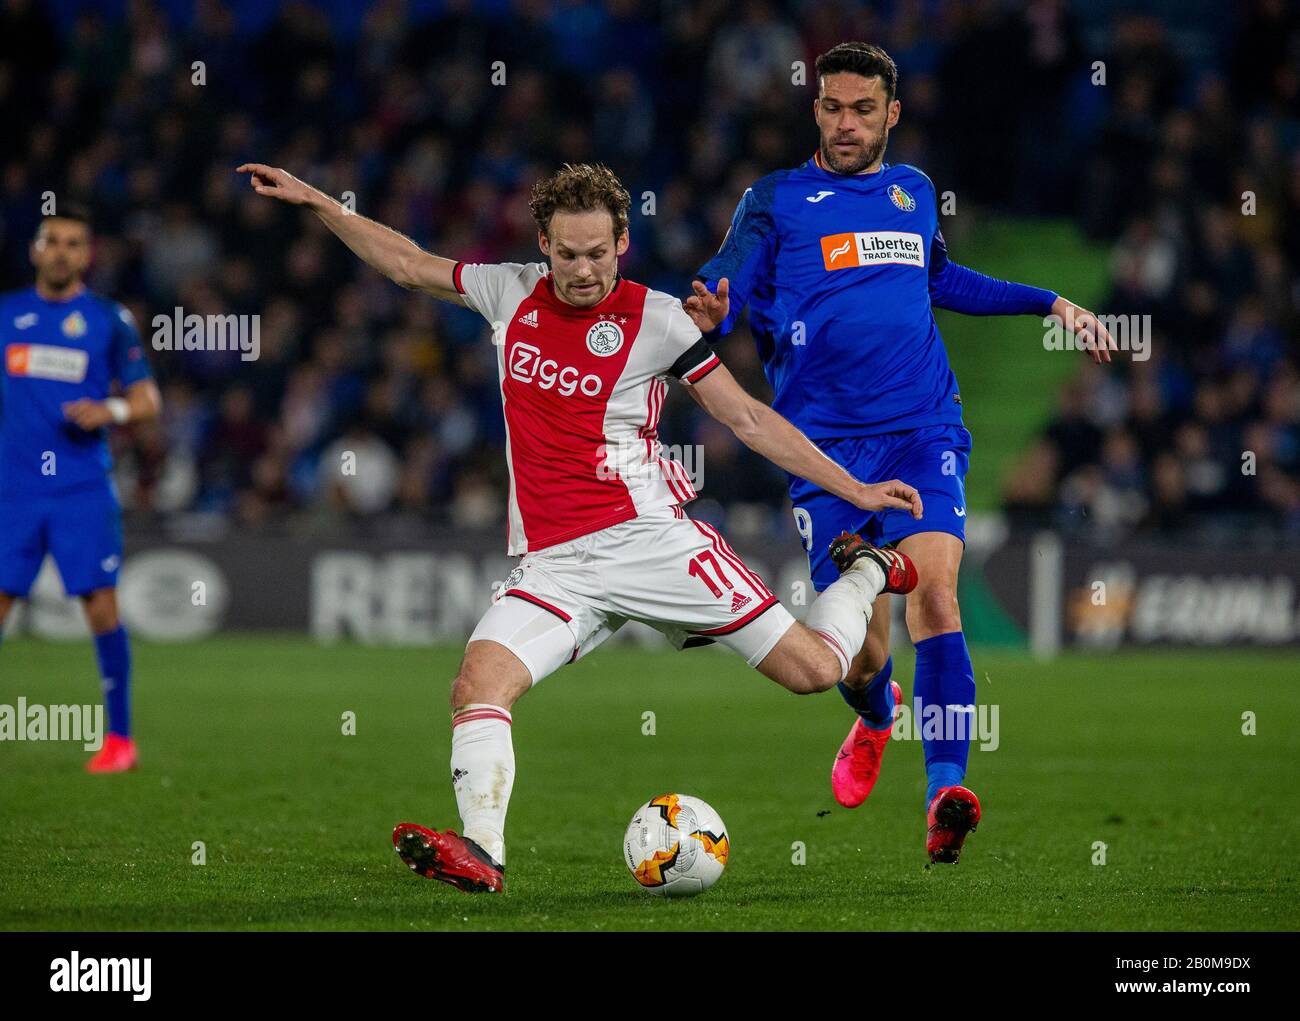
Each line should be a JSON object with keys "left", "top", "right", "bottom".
{"left": 454, "top": 261, "right": 721, "bottom": 555}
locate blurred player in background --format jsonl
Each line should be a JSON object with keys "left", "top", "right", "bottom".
{"left": 0, "top": 208, "right": 161, "bottom": 772}
{"left": 686, "top": 42, "right": 1115, "bottom": 863}
{"left": 240, "top": 159, "right": 924, "bottom": 892}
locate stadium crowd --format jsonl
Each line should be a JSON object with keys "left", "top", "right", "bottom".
{"left": 1002, "top": 1, "right": 1300, "bottom": 538}
{"left": 1, "top": 0, "right": 1296, "bottom": 539}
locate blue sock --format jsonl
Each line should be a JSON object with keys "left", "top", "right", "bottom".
{"left": 914, "top": 631, "right": 975, "bottom": 806}
{"left": 837, "top": 655, "right": 895, "bottom": 730}
{"left": 94, "top": 625, "right": 132, "bottom": 738}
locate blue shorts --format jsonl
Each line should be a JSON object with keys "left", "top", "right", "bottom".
{"left": 0, "top": 483, "right": 123, "bottom": 597}
{"left": 789, "top": 424, "right": 972, "bottom": 592}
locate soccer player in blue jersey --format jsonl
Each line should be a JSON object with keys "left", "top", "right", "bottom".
{"left": 0, "top": 208, "right": 161, "bottom": 772}
{"left": 685, "top": 43, "right": 1114, "bottom": 863}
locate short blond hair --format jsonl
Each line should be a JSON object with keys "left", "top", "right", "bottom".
{"left": 529, "top": 163, "right": 631, "bottom": 240}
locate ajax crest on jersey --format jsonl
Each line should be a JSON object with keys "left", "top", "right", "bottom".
{"left": 624, "top": 793, "right": 729, "bottom": 897}
{"left": 586, "top": 319, "right": 623, "bottom": 356}
{"left": 61, "top": 311, "right": 88, "bottom": 338}
{"left": 888, "top": 183, "right": 916, "bottom": 212}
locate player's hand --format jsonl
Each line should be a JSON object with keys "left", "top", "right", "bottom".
{"left": 855, "top": 479, "right": 923, "bottom": 518}
{"left": 62, "top": 398, "right": 114, "bottom": 431}
{"left": 1051, "top": 296, "right": 1115, "bottom": 364}
{"left": 236, "top": 163, "right": 318, "bottom": 206}
{"left": 682, "top": 278, "right": 729, "bottom": 333}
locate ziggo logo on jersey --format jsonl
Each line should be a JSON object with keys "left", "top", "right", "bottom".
{"left": 508, "top": 341, "right": 603, "bottom": 396}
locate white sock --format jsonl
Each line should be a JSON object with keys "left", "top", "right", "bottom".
{"left": 804, "top": 559, "right": 886, "bottom": 680}
{"left": 450, "top": 703, "right": 515, "bottom": 867}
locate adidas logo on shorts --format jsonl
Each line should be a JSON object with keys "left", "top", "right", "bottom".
{"left": 730, "top": 591, "right": 751, "bottom": 613}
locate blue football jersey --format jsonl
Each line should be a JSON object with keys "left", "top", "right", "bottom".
{"left": 698, "top": 157, "right": 1055, "bottom": 440}
{"left": 0, "top": 287, "right": 151, "bottom": 497}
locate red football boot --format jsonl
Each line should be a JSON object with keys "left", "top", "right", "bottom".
{"left": 85, "top": 734, "right": 137, "bottom": 773}
{"left": 926, "top": 785, "right": 981, "bottom": 864}
{"left": 828, "top": 533, "right": 918, "bottom": 594}
{"left": 831, "top": 680, "right": 903, "bottom": 808}
{"left": 392, "top": 823, "right": 505, "bottom": 893}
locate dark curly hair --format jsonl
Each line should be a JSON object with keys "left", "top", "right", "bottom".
{"left": 815, "top": 42, "right": 898, "bottom": 102}
{"left": 529, "top": 163, "right": 631, "bottom": 240}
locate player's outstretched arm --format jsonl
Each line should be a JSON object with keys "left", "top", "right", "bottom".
{"left": 1049, "top": 295, "right": 1115, "bottom": 365}
{"left": 236, "top": 164, "right": 463, "bottom": 303}
{"left": 928, "top": 232, "right": 1115, "bottom": 363}
{"left": 63, "top": 379, "right": 162, "bottom": 430}
{"left": 682, "top": 278, "right": 729, "bottom": 334}
{"left": 687, "top": 364, "right": 922, "bottom": 518}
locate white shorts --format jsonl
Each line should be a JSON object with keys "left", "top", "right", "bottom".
{"left": 468, "top": 505, "right": 796, "bottom": 684}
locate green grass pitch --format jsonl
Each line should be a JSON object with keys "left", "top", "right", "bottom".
{"left": 1, "top": 636, "right": 1297, "bottom": 931}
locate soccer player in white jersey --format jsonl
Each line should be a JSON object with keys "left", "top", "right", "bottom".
{"left": 240, "top": 161, "right": 923, "bottom": 893}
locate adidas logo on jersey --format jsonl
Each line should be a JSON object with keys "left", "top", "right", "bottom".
{"left": 517, "top": 309, "right": 539, "bottom": 327}
{"left": 730, "top": 591, "right": 751, "bottom": 613}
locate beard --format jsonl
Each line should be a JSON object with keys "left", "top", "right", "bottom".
{"left": 38, "top": 264, "right": 78, "bottom": 291}
{"left": 561, "top": 278, "right": 608, "bottom": 306}
{"left": 821, "top": 124, "right": 890, "bottom": 175}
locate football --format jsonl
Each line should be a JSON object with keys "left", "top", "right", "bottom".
{"left": 623, "top": 793, "right": 730, "bottom": 897}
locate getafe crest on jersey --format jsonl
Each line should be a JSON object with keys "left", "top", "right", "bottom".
{"left": 888, "top": 183, "right": 916, "bottom": 212}
{"left": 61, "top": 310, "right": 88, "bottom": 337}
